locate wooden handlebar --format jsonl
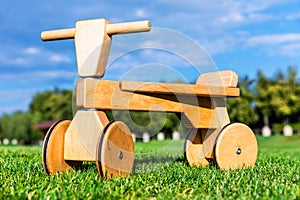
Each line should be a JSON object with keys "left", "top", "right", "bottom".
{"left": 41, "top": 20, "right": 151, "bottom": 41}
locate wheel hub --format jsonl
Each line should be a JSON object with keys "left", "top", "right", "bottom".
{"left": 236, "top": 148, "right": 242, "bottom": 155}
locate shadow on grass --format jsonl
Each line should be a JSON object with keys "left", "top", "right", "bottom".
{"left": 75, "top": 155, "right": 187, "bottom": 174}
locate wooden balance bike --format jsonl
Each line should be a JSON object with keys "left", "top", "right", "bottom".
{"left": 41, "top": 18, "right": 258, "bottom": 179}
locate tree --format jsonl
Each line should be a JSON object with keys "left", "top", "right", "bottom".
{"left": 0, "top": 114, "right": 12, "bottom": 140}
{"left": 227, "top": 76, "right": 259, "bottom": 126}
{"left": 29, "top": 88, "right": 73, "bottom": 124}
{"left": 268, "top": 67, "right": 300, "bottom": 123}
{"left": 254, "top": 67, "right": 300, "bottom": 126}
{"left": 0, "top": 111, "right": 40, "bottom": 144}
{"left": 254, "top": 71, "right": 273, "bottom": 126}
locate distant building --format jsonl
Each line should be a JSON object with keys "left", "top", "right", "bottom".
{"left": 34, "top": 121, "right": 56, "bottom": 138}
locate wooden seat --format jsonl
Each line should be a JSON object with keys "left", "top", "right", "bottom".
{"left": 120, "top": 81, "right": 239, "bottom": 97}
{"left": 196, "top": 70, "right": 238, "bottom": 87}
{"left": 119, "top": 70, "right": 240, "bottom": 97}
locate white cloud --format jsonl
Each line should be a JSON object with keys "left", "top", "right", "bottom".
{"left": 286, "top": 12, "right": 300, "bottom": 20}
{"left": 154, "top": 0, "right": 285, "bottom": 27}
{"left": 49, "top": 54, "right": 71, "bottom": 63}
{"left": 202, "top": 36, "right": 240, "bottom": 55}
{"left": 202, "top": 32, "right": 300, "bottom": 58}
{"left": 0, "top": 56, "right": 30, "bottom": 66}
{"left": 235, "top": 0, "right": 294, "bottom": 13}
{"left": 263, "top": 42, "right": 300, "bottom": 57}
{"left": 0, "top": 70, "right": 75, "bottom": 83}
{"left": 0, "top": 45, "right": 71, "bottom": 67}
{"left": 135, "top": 9, "right": 147, "bottom": 18}
{"left": 32, "top": 70, "right": 75, "bottom": 79}
{"left": 279, "top": 43, "right": 300, "bottom": 57}
{"left": 218, "top": 12, "right": 245, "bottom": 23}
{"left": 247, "top": 33, "right": 300, "bottom": 46}
{"left": 244, "top": 33, "right": 300, "bottom": 57}
{"left": 24, "top": 47, "right": 41, "bottom": 55}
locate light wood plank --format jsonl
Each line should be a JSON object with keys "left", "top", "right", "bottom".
{"left": 120, "top": 80, "right": 240, "bottom": 97}
{"left": 75, "top": 19, "right": 112, "bottom": 77}
{"left": 202, "top": 98, "right": 230, "bottom": 158}
{"left": 64, "top": 110, "right": 109, "bottom": 161}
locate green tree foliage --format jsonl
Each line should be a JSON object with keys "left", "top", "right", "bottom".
{"left": 0, "top": 111, "right": 39, "bottom": 143}
{"left": 255, "top": 70, "right": 273, "bottom": 124}
{"left": 255, "top": 67, "right": 300, "bottom": 125}
{"left": 270, "top": 67, "right": 300, "bottom": 122}
{"left": 0, "top": 114, "right": 12, "bottom": 139}
{"left": 107, "top": 111, "right": 180, "bottom": 139}
{"left": 29, "top": 88, "right": 73, "bottom": 124}
{"left": 227, "top": 76, "right": 259, "bottom": 126}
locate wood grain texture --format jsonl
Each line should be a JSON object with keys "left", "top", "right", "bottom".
{"left": 76, "top": 79, "right": 224, "bottom": 129}
{"left": 41, "top": 28, "right": 75, "bottom": 41}
{"left": 120, "top": 80, "right": 240, "bottom": 97}
{"left": 197, "top": 70, "right": 238, "bottom": 87}
{"left": 96, "top": 121, "right": 134, "bottom": 178}
{"left": 42, "top": 120, "right": 82, "bottom": 175}
{"left": 202, "top": 98, "right": 230, "bottom": 158}
{"left": 64, "top": 111, "right": 109, "bottom": 161}
{"left": 215, "top": 123, "right": 258, "bottom": 170}
{"left": 75, "top": 18, "right": 112, "bottom": 77}
{"left": 184, "top": 128, "right": 209, "bottom": 167}
{"left": 106, "top": 20, "right": 151, "bottom": 34}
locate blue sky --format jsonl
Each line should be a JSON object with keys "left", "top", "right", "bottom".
{"left": 0, "top": 0, "right": 300, "bottom": 114}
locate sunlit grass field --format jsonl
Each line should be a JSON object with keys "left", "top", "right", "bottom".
{"left": 0, "top": 135, "right": 299, "bottom": 199}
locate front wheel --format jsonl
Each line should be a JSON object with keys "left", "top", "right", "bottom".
{"left": 184, "top": 128, "right": 209, "bottom": 167}
{"left": 42, "top": 119, "right": 82, "bottom": 175}
{"left": 96, "top": 121, "right": 134, "bottom": 179}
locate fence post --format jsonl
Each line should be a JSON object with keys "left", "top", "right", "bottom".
{"left": 172, "top": 131, "right": 180, "bottom": 141}
{"left": 262, "top": 125, "right": 271, "bottom": 137}
{"left": 283, "top": 125, "right": 293, "bottom": 136}
{"left": 157, "top": 132, "right": 165, "bottom": 141}
{"left": 143, "top": 132, "right": 150, "bottom": 143}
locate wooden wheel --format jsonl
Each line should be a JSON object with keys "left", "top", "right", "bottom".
{"left": 215, "top": 123, "right": 258, "bottom": 170}
{"left": 96, "top": 121, "right": 134, "bottom": 179}
{"left": 184, "top": 128, "right": 209, "bottom": 167}
{"left": 42, "top": 119, "right": 82, "bottom": 175}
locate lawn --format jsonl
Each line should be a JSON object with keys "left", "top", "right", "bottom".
{"left": 0, "top": 135, "right": 299, "bottom": 199}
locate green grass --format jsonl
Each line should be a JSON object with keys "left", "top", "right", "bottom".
{"left": 0, "top": 135, "right": 299, "bottom": 199}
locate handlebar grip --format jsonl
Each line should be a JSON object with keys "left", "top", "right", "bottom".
{"left": 41, "top": 28, "right": 75, "bottom": 41}
{"left": 107, "top": 20, "right": 151, "bottom": 34}
{"left": 41, "top": 20, "right": 151, "bottom": 41}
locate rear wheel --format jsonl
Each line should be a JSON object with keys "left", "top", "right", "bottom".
{"left": 215, "top": 123, "right": 258, "bottom": 170}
